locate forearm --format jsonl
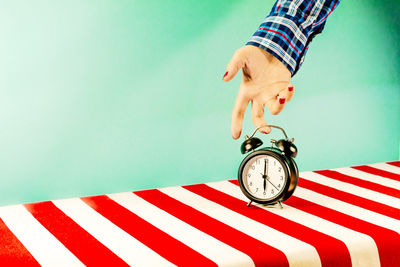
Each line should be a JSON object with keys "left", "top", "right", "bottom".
{"left": 247, "top": 0, "right": 340, "bottom": 76}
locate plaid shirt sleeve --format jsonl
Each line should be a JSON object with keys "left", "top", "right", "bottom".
{"left": 247, "top": 0, "right": 340, "bottom": 76}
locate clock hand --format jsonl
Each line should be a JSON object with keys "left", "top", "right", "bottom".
{"left": 263, "top": 177, "right": 266, "bottom": 192}
{"left": 258, "top": 172, "right": 267, "bottom": 193}
{"left": 263, "top": 159, "right": 267, "bottom": 176}
{"left": 265, "top": 176, "right": 279, "bottom": 191}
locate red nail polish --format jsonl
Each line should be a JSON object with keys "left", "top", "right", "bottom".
{"left": 288, "top": 86, "right": 294, "bottom": 91}
{"left": 279, "top": 98, "right": 286, "bottom": 104}
{"left": 223, "top": 71, "right": 228, "bottom": 79}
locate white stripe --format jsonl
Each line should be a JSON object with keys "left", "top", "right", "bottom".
{"left": 160, "top": 186, "right": 322, "bottom": 267}
{"left": 334, "top": 167, "right": 400, "bottom": 190}
{"left": 301, "top": 0, "right": 325, "bottom": 28}
{"left": 287, "top": 0, "right": 304, "bottom": 19}
{"left": 52, "top": 198, "right": 175, "bottom": 267}
{"left": 369, "top": 162, "right": 400, "bottom": 175}
{"left": 0, "top": 205, "right": 84, "bottom": 267}
{"left": 206, "top": 181, "right": 381, "bottom": 267}
{"left": 300, "top": 171, "right": 400, "bottom": 208}
{"left": 108, "top": 192, "right": 254, "bottom": 267}
{"left": 294, "top": 187, "right": 400, "bottom": 233}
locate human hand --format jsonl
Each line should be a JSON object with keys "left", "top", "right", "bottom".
{"left": 223, "top": 45, "right": 295, "bottom": 139}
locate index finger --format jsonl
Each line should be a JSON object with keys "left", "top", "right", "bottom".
{"left": 231, "top": 91, "right": 250, "bottom": 139}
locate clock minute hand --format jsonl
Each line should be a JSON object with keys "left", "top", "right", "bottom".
{"left": 263, "top": 159, "right": 267, "bottom": 176}
{"left": 260, "top": 172, "right": 267, "bottom": 192}
{"left": 263, "top": 178, "right": 266, "bottom": 192}
{"left": 263, "top": 158, "right": 268, "bottom": 193}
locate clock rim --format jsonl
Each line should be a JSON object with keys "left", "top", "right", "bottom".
{"left": 281, "top": 156, "right": 299, "bottom": 202}
{"left": 238, "top": 148, "right": 291, "bottom": 205}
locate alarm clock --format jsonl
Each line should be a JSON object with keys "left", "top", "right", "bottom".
{"left": 238, "top": 125, "right": 299, "bottom": 207}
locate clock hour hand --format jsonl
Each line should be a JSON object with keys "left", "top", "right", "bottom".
{"left": 266, "top": 177, "right": 279, "bottom": 191}
{"left": 260, "top": 171, "right": 279, "bottom": 192}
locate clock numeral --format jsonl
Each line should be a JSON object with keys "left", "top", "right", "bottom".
{"left": 278, "top": 183, "right": 281, "bottom": 188}
{"left": 271, "top": 189, "right": 274, "bottom": 194}
{"left": 280, "top": 176, "right": 283, "bottom": 180}
{"left": 256, "top": 159, "right": 260, "bottom": 164}
{"left": 251, "top": 166, "right": 255, "bottom": 170}
{"left": 274, "top": 161, "right": 276, "bottom": 166}
{"left": 278, "top": 167, "right": 282, "bottom": 172}
{"left": 249, "top": 182, "right": 253, "bottom": 186}
{"left": 255, "top": 188, "right": 259, "bottom": 192}
{"left": 247, "top": 173, "right": 251, "bottom": 177}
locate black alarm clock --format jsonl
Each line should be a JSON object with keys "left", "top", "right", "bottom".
{"left": 238, "top": 125, "right": 299, "bottom": 207}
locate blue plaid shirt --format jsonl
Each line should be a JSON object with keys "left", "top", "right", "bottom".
{"left": 247, "top": 0, "right": 340, "bottom": 76}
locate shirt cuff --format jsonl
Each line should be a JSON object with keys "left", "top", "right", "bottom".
{"left": 246, "top": 14, "right": 310, "bottom": 76}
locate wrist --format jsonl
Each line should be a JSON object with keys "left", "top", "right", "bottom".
{"left": 248, "top": 45, "right": 291, "bottom": 82}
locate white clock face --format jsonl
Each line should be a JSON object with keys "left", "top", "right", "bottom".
{"left": 242, "top": 154, "right": 287, "bottom": 200}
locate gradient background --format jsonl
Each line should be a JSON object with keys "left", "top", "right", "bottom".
{"left": 0, "top": 0, "right": 399, "bottom": 206}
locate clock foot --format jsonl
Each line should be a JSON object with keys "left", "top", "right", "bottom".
{"left": 264, "top": 201, "right": 283, "bottom": 209}
{"left": 247, "top": 201, "right": 283, "bottom": 209}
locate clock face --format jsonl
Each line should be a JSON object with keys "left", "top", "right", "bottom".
{"left": 241, "top": 154, "right": 287, "bottom": 201}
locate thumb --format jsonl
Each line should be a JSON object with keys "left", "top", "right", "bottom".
{"left": 223, "top": 51, "right": 245, "bottom": 82}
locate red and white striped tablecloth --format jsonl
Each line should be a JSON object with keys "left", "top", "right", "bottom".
{"left": 1, "top": 161, "right": 400, "bottom": 267}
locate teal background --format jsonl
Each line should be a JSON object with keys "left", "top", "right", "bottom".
{"left": 0, "top": 0, "right": 399, "bottom": 206}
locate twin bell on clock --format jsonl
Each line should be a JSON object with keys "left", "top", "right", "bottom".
{"left": 238, "top": 125, "right": 299, "bottom": 207}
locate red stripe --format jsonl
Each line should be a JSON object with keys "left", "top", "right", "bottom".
{"left": 184, "top": 183, "right": 352, "bottom": 267}
{"left": 81, "top": 195, "right": 217, "bottom": 267}
{"left": 258, "top": 28, "right": 300, "bottom": 54}
{"left": 276, "top": 4, "right": 281, "bottom": 12}
{"left": 387, "top": 161, "right": 400, "bottom": 168}
{"left": 229, "top": 180, "right": 399, "bottom": 267}
{"left": 24, "top": 201, "right": 128, "bottom": 267}
{"left": 135, "top": 189, "right": 289, "bottom": 267}
{"left": 0, "top": 218, "right": 40, "bottom": 266}
{"left": 285, "top": 196, "right": 400, "bottom": 267}
{"left": 303, "top": 0, "right": 314, "bottom": 18}
{"left": 298, "top": 177, "right": 400, "bottom": 220}
{"left": 352, "top": 165, "right": 400, "bottom": 181}
{"left": 314, "top": 170, "right": 400, "bottom": 198}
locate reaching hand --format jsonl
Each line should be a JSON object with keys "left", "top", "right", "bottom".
{"left": 223, "top": 45, "right": 295, "bottom": 139}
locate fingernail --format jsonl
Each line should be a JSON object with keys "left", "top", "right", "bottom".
{"left": 279, "top": 98, "right": 286, "bottom": 104}
{"left": 223, "top": 71, "right": 228, "bottom": 79}
{"left": 288, "top": 86, "right": 294, "bottom": 91}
